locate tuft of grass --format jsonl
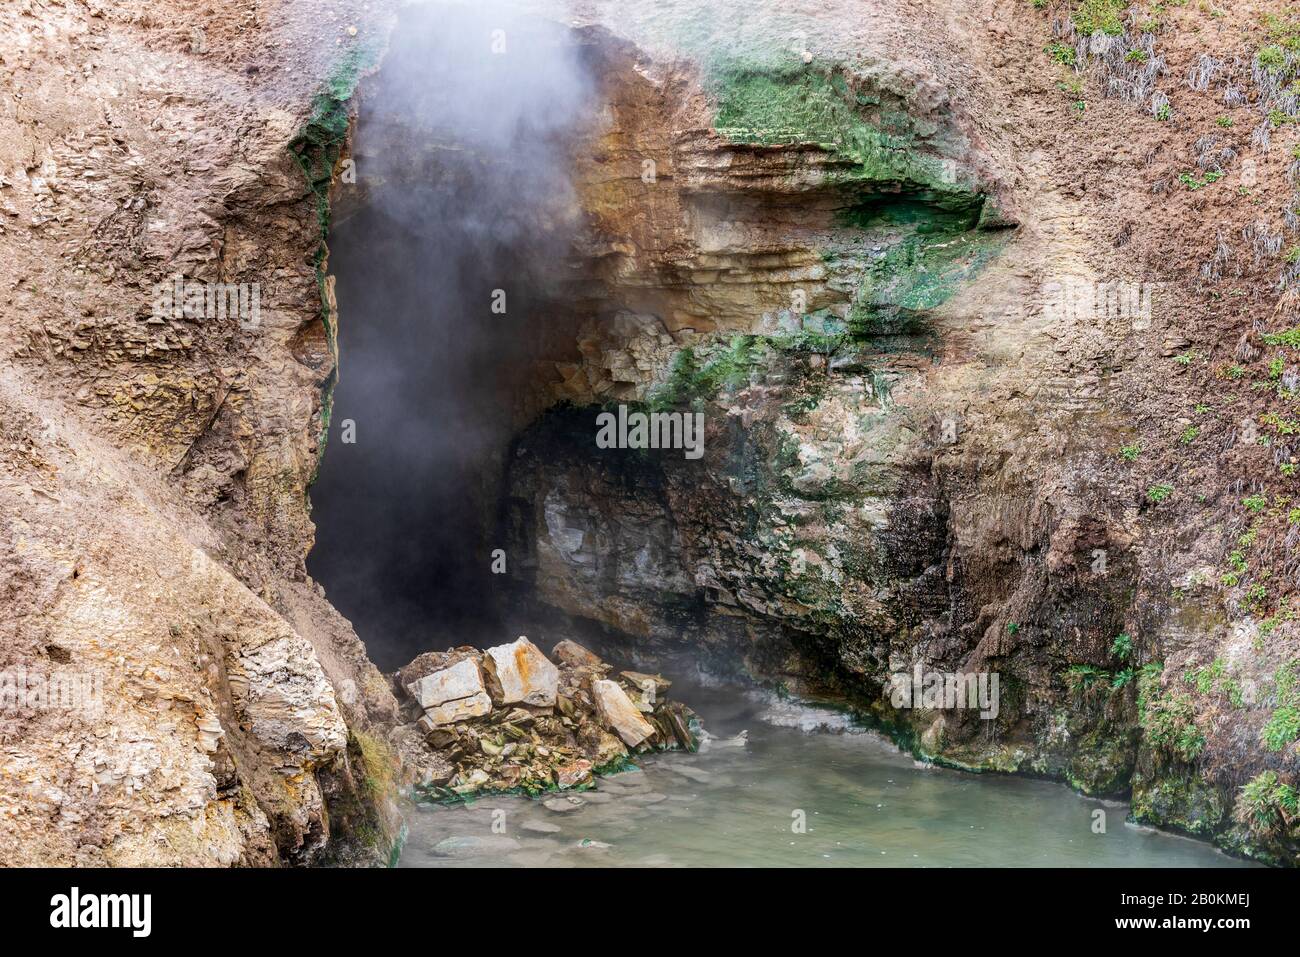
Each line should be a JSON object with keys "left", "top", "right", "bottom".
{"left": 1074, "top": 0, "right": 1127, "bottom": 35}
{"left": 1237, "top": 771, "right": 1298, "bottom": 835}
{"left": 352, "top": 728, "right": 397, "bottom": 800}
{"left": 1262, "top": 705, "right": 1300, "bottom": 751}
{"left": 1066, "top": 664, "right": 1112, "bottom": 692}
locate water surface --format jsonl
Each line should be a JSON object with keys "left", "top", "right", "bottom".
{"left": 399, "top": 684, "right": 1255, "bottom": 868}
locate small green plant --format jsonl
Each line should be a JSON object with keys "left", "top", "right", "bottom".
{"left": 1262, "top": 705, "right": 1300, "bottom": 751}
{"left": 1180, "top": 424, "right": 1199, "bottom": 444}
{"left": 1046, "top": 41, "right": 1077, "bottom": 66}
{"left": 1111, "top": 633, "right": 1133, "bottom": 661}
{"left": 1237, "top": 771, "right": 1298, "bottom": 835}
{"left": 1261, "top": 661, "right": 1300, "bottom": 752}
{"left": 1125, "top": 49, "right": 1148, "bottom": 63}
{"left": 1112, "top": 667, "right": 1137, "bottom": 690}
{"left": 1142, "top": 685, "right": 1205, "bottom": 762}
{"left": 1185, "top": 659, "right": 1226, "bottom": 695}
{"left": 1216, "top": 115, "right": 1233, "bottom": 127}
{"left": 1243, "top": 493, "right": 1268, "bottom": 512}
{"left": 1147, "top": 482, "right": 1175, "bottom": 503}
{"left": 1263, "top": 326, "right": 1300, "bottom": 349}
{"left": 1119, "top": 442, "right": 1142, "bottom": 461}
{"left": 1066, "top": 664, "right": 1112, "bottom": 692}
{"left": 1178, "top": 170, "right": 1223, "bottom": 190}
{"left": 1155, "top": 103, "right": 1173, "bottom": 121}
{"left": 1258, "top": 44, "right": 1288, "bottom": 72}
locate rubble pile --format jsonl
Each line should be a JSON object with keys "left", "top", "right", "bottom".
{"left": 393, "top": 637, "right": 699, "bottom": 797}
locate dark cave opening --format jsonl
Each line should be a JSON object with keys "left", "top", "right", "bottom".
{"left": 307, "top": 4, "right": 601, "bottom": 670}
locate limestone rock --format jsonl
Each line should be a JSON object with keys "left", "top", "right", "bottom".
{"left": 593, "top": 679, "right": 656, "bottom": 747}
{"left": 407, "top": 659, "right": 493, "bottom": 727}
{"left": 426, "top": 692, "right": 493, "bottom": 727}
{"left": 482, "top": 637, "right": 559, "bottom": 707}
{"left": 552, "top": 639, "right": 604, "bottom": 668}
{"left": 407, "top": 658, "right": 483, "bottom": 709}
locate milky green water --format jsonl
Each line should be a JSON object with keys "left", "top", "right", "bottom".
{"left": 399, "top": 684, "right": 1256, "bottom": 868}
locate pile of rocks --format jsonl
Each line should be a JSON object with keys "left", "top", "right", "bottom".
{"left": 394, "top": 636, "right": 699, "bottom": 797}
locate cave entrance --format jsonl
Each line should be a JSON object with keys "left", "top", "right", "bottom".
{"left": 307, "top": 3, "right": 602, "bottom": 670}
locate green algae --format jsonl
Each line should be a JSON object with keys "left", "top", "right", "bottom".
{"left": 289, "top": 42, "right": 382, "bottom": 474}
{"left": 844, "top": 228, "right": 1009, "bottom": 337}
{"left": 710, "top": 61, "right": 968, "bottom": 202}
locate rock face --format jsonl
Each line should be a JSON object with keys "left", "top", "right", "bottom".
{"left": 494, "top": 1, "right": 1300, "bottom": 866}
{"left": 4, "top": 0, "right": 1300, "bottom": 869}
{"left": 482, "top": 637, "right": 560, "bottom": 708}
{"left": 0, "top": 1, "right": 409, "bottom": 866}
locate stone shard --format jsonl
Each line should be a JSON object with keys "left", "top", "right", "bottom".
{"left": 406, "top": 658, "right": 492, "bottom": 727}
{"left": 407, "top": 658, "right": 485, "bottom": 709}
{"left": 552, "top": 639, "right": 604, "bottom": 668}
{"left": 592, "top": 679, "right": 656, "bottom": 747}
{"left": 482, "top": 636, "right": 560, "bottom": 707}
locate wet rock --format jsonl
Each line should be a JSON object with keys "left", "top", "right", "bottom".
{"left": 625, "top": 791, "right": 668, "bottom": 805}
{"left": 665, "top": 763, "right": 713, "bottom": 784}
{"left": 593, "top": 679, "right": 656, "bottom": 747}
{"left": 482, "top": 636, "right": 560, "bottom": 707}
{"left": 556, "top": 758, "right": 594, "bottom": 789}
{"left": 521, "top": 820, "right": 562, "bottom": 834}
{"left": 431, "top": 835, "right": 522, "bottom": 858}
{"left": 451, "top": 768, "right": 490, "bottom": 794}
{"left": 543, "top": 795, "right": 585, "bottom": 813}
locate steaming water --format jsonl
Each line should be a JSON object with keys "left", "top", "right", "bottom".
{"left": 399, "top": 684, "right": 1256, "bottom": 868}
